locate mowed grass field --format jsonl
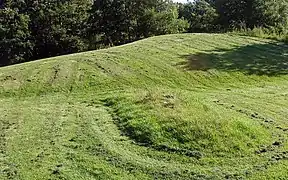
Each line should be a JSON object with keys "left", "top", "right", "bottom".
{"left": 0, "top": 34, "right": 287, "bottom": 179}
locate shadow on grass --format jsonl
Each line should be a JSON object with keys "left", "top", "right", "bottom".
{"left": 177, "top": 42, "right": 288, "bottom": 76}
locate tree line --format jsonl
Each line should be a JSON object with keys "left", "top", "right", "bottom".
{"left": 1, "top": 0, "right": 288, "bottom": 66}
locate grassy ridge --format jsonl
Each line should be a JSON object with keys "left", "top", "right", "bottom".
{"left": 0, "top": 34, "right": 287, "bottom": 179}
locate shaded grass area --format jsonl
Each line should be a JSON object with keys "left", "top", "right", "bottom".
{"left": 0, "top": 34, "right": 288, "bottom": 179}
{"left": 177, "top": 42, "right": 288, "bottom": 76}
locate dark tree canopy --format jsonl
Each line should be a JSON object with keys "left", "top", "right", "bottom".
{"left": 87, "top": 0, "right": 188, "bottom": 46}
{"left": 180, "top": 0, "right": 288, "bottom": 31}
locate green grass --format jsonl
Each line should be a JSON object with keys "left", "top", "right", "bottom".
{"left": 0, "top": 34, "right": 287, "bottom": 179}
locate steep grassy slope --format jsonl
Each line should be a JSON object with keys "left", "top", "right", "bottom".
{"left": 0, "top": 34, "right": 287, "bottom": 179}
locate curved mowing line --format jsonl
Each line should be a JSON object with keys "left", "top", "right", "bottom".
{"left": 67, "top": 104, "right": 278, "bottom": 179}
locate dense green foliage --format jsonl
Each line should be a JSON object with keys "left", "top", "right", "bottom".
{"left": 24, "top": 0, "right": 91, "bottom": 60}
{"left": 178, "top": 0, "right": 219, "bottom": 32}
{"left": 87, "top": 0, "right": 189, "bottom": 47}
{"left": 0, "top": 7, "right": 31, "bottom": 66}
{"left": 0, "top": 34, "right": 287, "bottom": 179}
{"left": 179, "top": 0, "right": 288, "bottom": 32}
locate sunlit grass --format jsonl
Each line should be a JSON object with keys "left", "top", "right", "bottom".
{"left": 0, "top": 34, "right": 287, "bottom": 179}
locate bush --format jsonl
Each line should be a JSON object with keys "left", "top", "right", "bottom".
{"left": 231, "top": 27, "right": 288, "bottom": 43}
{"left": 0, "top": 8, "right": 33, "bottom": 66}
{"left": 179, "top": 0, "right": 219, "bottom": 32}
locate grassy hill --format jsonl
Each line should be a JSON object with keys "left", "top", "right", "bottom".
{"left": 0, "top": 34, "right": 287, "bottom": 180}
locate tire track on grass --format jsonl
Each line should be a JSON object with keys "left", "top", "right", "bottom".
{"left": 63, "top": 102, "right": 217, "bottom": 179}
{"left": 0, "top": 117, "right": 18, "bottom": 179}
{"left": 213, "top": 99, "right": 288, "bottom": 174}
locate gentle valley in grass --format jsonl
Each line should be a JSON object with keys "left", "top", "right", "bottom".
{"left": 0, "top": 34, "right": 288, "bottom": 179}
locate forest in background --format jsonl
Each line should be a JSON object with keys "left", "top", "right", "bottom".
{"left": 1, "top": 0, "right": 288, "bottom": 66}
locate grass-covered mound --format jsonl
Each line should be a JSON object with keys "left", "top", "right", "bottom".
{"left": 0, "top": 34, "right": 287, "bottom": 179}
{"left": 102, "top": 91, "right": 271, "bottom": 158}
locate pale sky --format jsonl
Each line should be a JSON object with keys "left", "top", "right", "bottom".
{"left": 173, "top": 0, "right": 193, "bottom": 3}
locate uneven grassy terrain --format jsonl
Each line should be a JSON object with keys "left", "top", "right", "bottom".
{"left": 0, "top": 34, "right": 287, "bottom": 179}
